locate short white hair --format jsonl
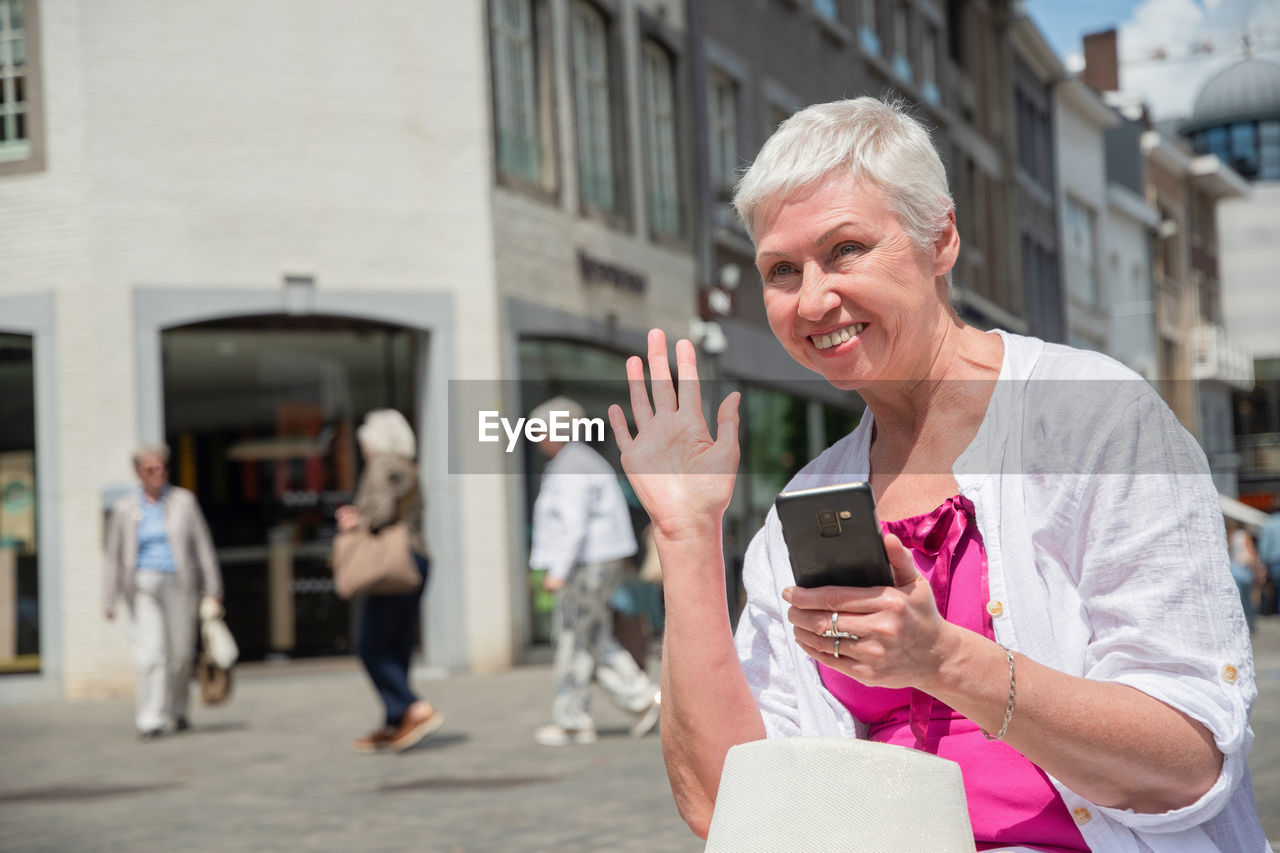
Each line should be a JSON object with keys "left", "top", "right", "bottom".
{"left": 133, "top": 444, "right": 170, "bottom": 470}
{"left": 356, "top": 409, "right": 416, "bottom": 459}
{"left": 734, "top": 97, "right": 954, "bottom": 256}
{"left": 528, "top": 396, "right": 585, "bottom": 426}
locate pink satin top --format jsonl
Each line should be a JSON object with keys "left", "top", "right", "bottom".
{"left": 818, "top": 495, "right": 1089, "bottom": 853}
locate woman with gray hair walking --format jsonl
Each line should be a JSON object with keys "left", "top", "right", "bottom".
{"left": 336, "top": 408, "right": 442, "bottom": 753}
{"left": 610, "top": 98, "right": 1266, "bottom": 850}
{"left": 104, "top": 444, "right": 223, "bottom": 740}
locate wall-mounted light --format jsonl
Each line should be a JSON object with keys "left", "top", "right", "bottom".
{"left": 284, "top": 274, "right": 316, "bottom": 315}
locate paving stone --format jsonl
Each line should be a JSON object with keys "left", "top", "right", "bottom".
{"left": 2, "top": 625, "right": 1278, "bottom": 851}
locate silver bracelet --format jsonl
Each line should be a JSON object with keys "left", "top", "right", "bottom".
{"left": 981, "top": 644, "right": 1016, "bottom": 742}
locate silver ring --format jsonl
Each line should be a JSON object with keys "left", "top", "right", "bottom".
{"left": 823, "top": 611, "right": 853, "bottom": 639}
{"left": 833, "top": 636, "right": 841, "bottom": 659}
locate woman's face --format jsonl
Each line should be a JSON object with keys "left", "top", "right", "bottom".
{"left": 136, "top": 454, "right": 168, "bottom": 494}
{"left": 755, "top": 173, "right": 956, "bottom": 390}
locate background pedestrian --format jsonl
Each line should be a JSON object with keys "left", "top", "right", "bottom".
{"left": 103, "top": 444, "right": 224, "bottom": 740}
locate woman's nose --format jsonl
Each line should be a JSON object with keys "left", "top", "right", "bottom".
{"left": 796, "top": 266, "right": 839, "bottom": 321}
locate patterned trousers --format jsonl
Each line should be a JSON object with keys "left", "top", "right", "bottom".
{"left": 552, "top": 558, "right": 656, "bottom": 731}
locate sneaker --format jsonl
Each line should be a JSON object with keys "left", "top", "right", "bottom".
{"left": 387, "top": 703, "right": 445, "bottom": 753}
{"left": 353, "top": 726, "right": 397, "bottom": 753}
{"left": 534, "top": 723, "right": 598, "bottom": 746}
{"left": 630, "top": 692, "right": 662, "bottom": 738}
{"left": 138, "top": 728, "right": 163, "bottom": 742}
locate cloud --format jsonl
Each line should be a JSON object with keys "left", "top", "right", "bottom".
{"left": 1116, "top": 0, "right": 1280, "bottom": 119}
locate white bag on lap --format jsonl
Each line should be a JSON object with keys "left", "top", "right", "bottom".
{"left": 704, "top": 737, "right": 976, "bottom": 853}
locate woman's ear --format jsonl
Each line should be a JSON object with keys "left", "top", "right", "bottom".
{"left": 932, "top": 209, "right": 960, "bottom": 279}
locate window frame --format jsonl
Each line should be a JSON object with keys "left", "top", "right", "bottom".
{"left": 1063, "top": 195, "right": 1101, "bottom": 308}
{"left": 708, "top": 66, "right": 740, "bottom": 199}
{"left": 0, "top": 0, "right": 43, "bottom": 176}
{"left": 891, "top": 0, "right": 912, "bottom": 82}
{"left": 640, "top": 37, "right": 683, "bottom": 241}
{"left": 811, "top": 0, "right": 841, "bottom": 24}
{"left": 488, "top": 0, "right": 559, "bottom": 198}
{"left": 569, "top": 0, "right": 629, "bottom": 225}
{"left": 858, "top": 0, "right": 881, "bottom": 55}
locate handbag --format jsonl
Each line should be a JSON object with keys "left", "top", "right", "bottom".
{"left": 705, "top": 738, "right": 975, "bottom": 853}
{"left": 332, "top": 522, "right": 421, "bottom": 598}
{"left": 331, "top": 479, "right": 423, "bottom": 599}
{"left": 199, "top": 597, "right": 239, "bottom": 670}
{"left": 197, "top": 652, "right": 233, "bottom": 705}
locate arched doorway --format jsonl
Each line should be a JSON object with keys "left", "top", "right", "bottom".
{"left": 161, "top": 314, "right": 417, "bottom": 660}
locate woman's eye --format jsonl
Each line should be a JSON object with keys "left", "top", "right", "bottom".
{"left": 768, "top": 262, "right": 797, "bottom": 281}
{"left": 836, "top": 243, "right": 863, "bottom": 258}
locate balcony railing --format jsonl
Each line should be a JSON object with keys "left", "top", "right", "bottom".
{"left": 1191, "top": 324, "right": 1254, "bottom": 390}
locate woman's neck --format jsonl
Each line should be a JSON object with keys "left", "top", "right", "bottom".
{"left": 863, "top": 327, "right": 1003, "bottom": 519}
{"left": 860, "top": 325, "right": 1002, "bottom": 437}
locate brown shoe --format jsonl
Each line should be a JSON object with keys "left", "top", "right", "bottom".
{"left": 387, "top": 702, "right": 444, "bottom": 753}
{"left": 353, "top": 726, "right": 396, "bottom": 753}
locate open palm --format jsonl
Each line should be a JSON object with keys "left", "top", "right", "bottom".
{"left": 608, "top": 330, "right": 741, "bottom": 539}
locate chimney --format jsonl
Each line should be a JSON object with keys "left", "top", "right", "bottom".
{"left": 1082, "top": 29, "right": 1119, "bottom": 92}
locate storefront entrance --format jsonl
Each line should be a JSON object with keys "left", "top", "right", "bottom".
{"left": 161, "top": 316, "right": 418, "bottom": 660}
{"left": 0, "top": 333, "right": 38, "bottom": 674}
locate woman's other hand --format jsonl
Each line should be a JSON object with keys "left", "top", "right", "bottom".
{"left": 608, "top": 329, "right": 740, "bottom": 543}
{"left": 335, "top": 505, "right": 362, "bottom": 532}
{"left": 784, "top": 532, "right": 956, "bottom": 690}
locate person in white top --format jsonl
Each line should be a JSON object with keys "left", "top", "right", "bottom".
{"left": 607, "top": 98, "right": 1268, "bottom": 851}
{"left": 528, "top": 397, "right": 661, "bottom": 746}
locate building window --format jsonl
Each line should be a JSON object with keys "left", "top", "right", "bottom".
{"left": 490, "top": 0, "right": 548, "bottom": 186}
{"left": 0, "top": 333, "right": 39, "bottom": 674}
{"left": 812, "top": 0, "right": 840, "bottom": 23}
{"left": 1260, "top": 120, "right": 1280, "bottom": 181}
{"left": 1064, "top": 197, "right": 1100, "bottom": 307}
{"left": 571, "top": 1, "right": 619, "bottom": 214}
{"left": 642, "top": 40, "right": 680, "bottom": 238}
{"left": 709, "top": 68, "right": 739, "bottom": 196}
{"left": 891, "top": 0, "right": 912, "bottom": 82}
{"left": 0, "top": 0, "right": 32, "bottom": 165}
{"left": 920, "top": 23, "right": 939, "bottom": 103}
{"left": 1229, "top": 121, "right": 1258, "bottom": 179}
{"left": 858, "top": 0, "right": 880, "bottom": 55}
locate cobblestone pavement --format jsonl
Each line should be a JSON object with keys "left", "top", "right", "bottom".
{"left": 2, "top": 624, "right": 1279, "bottom": 853}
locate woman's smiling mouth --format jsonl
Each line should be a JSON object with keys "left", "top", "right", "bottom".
{"left": 810, "top": 322, "right": 867, "bottom": 350}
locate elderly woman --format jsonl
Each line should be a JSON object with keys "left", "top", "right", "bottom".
{"left": 336, "top": 409, "right": 442, "bottom": 753}
{"left": 609, "top": 98, "right": 1265, "bottom": 851}
{"left": 104, "top": 445, "right": 223, "bottom": 740}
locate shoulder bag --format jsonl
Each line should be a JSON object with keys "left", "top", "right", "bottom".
{"left": 331, "top": 478, "right": 423, "bottom": 599}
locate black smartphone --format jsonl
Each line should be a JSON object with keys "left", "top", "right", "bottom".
{"left": 775, "top": 481, "right": 894, "bottom": 588}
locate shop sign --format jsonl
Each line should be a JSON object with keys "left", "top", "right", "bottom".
{"left": 578, "top": 250, "right": 647, "bottom": 295}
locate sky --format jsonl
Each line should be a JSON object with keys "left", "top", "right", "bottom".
{"left": 1024, "top": 0, "right": 1280, "bottom": 120}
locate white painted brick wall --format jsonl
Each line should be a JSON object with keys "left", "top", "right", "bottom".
{"left": 1, "top": 0, "right": 698, "bottom": 697}
{"left": 1, "top": 0, "right": 513, "bottom": 696}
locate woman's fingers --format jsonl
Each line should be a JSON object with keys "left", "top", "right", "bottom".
{"left": 675, "top": 338, "right": 702, "bottom": 414}
{"left": 626, "top": 355, "right": 653, "bottom": 430}
{"left": 608, "top": 404, "right": 633, "bottom": 452}
{"left": 883, "top": 532, "right": 921, "bottom": 588}
{"left": 647, "top": 329, "right": 678, "bottom": 413}
{"left": 715, "top": 391, "right": 741, "bottom": 455}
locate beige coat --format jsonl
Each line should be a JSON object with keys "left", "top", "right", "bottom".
{"left": 354, "top": 454, "right": 428, "bottom": 558}
{"left": 103, "top": 486, "right": 224, "bottom": 614}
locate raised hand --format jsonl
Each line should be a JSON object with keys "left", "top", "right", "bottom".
{"left": 608, "top": 329, "right": 741, "bottom": 542}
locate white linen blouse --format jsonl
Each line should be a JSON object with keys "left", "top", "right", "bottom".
{"left": 733, "top": 330, "right": 1269, "bottom": 852}
{"left": 529, "top": 442, "right": 638, "bottom": 582}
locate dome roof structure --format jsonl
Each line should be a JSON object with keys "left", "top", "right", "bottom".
{"left": 1185, "top": 58, "right": 1280, "bottom": 132}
